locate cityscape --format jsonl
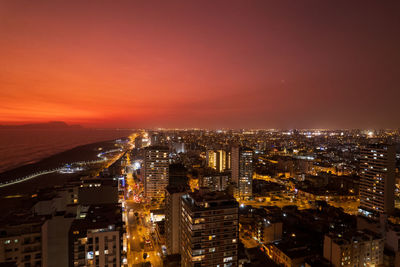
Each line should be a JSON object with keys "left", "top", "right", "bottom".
{"left": 1, "top": 1, "right": 400, "bottom": 267}
{"left": 1, "top": 129, "right": 400, "bottom": 267}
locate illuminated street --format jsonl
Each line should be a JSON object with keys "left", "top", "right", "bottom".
{"left": 1, "top": 2, "right": 399, "bottom": 267}
{"left": 124, "top": 145, "right": 163, "bottom": 267}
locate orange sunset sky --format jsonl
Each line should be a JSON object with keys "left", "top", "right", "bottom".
{"left": 1, "top": 0, "right": 400, "bottom": 128}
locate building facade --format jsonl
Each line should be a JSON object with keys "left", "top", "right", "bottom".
{"left": 206, "top": 150, "right": 229, "bottom": 173}
{"left": 323, "top": 230, "right": 384, "bottom": 267}
{"left": 256, "top": 219, "right": 282, "bottom": 244}
{"left": 359, "top": 144, "right": 395, "bottom": 217}
{"left": 42, "top": 214, "right": 74, "bottom": 267}
{"left": 200, "top": 175, "right": 230, "bottom": 192}
{"left": 69, "top": 204, "right": 123, "bottom": 267}
{"left": 181, "top": 189, "right": 239, "bottom": 267}
{"left": 165, "top": 185, "right": 188, "bottom": 255}
{"left": 0, "top": 221, "right": 42, "bottom": 267}
{"left": 231, "top": 146, "right": 253, "bottom": 199}
{"left": 144, "top": 146, "right": 169, "bottom": 199}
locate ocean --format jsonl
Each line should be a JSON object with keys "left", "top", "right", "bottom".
{"left": 0, "top": 129, "right": 133, "bottom": 173}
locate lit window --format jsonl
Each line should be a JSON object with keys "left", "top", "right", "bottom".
{"left": 224, "top": 257, "right": 233, "bottom": 262}
{"left": 192, "top": 255, "right": 205, "bottom": 261}
{"left": 86, "top": 251, "right": 94, "bottom": 259}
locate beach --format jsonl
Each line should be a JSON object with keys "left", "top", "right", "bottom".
{"left": 0, "top": 137, "right": 129, "bottom": 197}
{"left": 0, "top": 128, "right": 133, "bottom": 173}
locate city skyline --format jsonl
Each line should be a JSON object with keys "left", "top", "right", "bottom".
{"left": 1, "top": 128, "right": 400, "bottom": 266}
{"left": 1, "top": 1, "right": 400, "bottom": 129}
{"left": 2, "top": 1, "right": 400, "bottom": 267}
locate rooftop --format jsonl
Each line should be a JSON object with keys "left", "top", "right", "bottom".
{"left": 145, "top": 145, "right": 169, "bottom": 151}
{"left": 182, "top": 188, "right": 238, "bottom": 211}
{"left": 273, "top": 241, "right": 316, "bottom": 259}
{"left": 327, "top": 229, "right": 382, "bottom": 245}
{"left": 70, "top": 203, "right": 122, "bottom": 234}
{"left": 165, "top": 184, "right": 189, "bottom": 194}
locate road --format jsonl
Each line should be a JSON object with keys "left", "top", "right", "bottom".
{"left": 240, "top": 232, "right": 259, "bottom": 248}
{"left": 0, "top": 147, "right": 125, "bottom": 188}
{"left": 125, "top": 200, "right": 163, "bottom": 267}
{"left": 124, "top": 153, "right": 163, "bottom": 267}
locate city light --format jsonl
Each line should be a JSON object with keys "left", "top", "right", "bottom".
{"left": 0, "top": 1, "right": 398, "bottom": 266}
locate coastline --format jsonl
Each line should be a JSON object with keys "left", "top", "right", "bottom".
{"left": 0, "top": 138, "right": 128, "bottom": 215}
{"left": 0, "top": 139, "right": 120, "bottom": 184}
{"left": 0, "top": 128, "right": 133, "bottom": 173}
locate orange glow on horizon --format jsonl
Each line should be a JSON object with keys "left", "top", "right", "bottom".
{"left": 1, "top": 1, "right": 399, "bottom": 128}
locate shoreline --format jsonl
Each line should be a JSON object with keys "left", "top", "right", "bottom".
{"left": 0, "top": 128, "right": 133, "bottom": 173}
{"left": 0, "top": 139, "right": 123, "bottom": 184}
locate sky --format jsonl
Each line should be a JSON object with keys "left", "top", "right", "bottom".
{"left": 0, "top": 0, "right": 399, "bottom": 129}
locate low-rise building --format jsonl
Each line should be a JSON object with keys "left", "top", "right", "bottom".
{"left": 266, "top": 240, "right": 316, "bottom": 267}
{"left": 323, "top": 230, "right": 384, "bottom": 267}
{"left": 256, "top": 218, "right": 282, "bottom": 244}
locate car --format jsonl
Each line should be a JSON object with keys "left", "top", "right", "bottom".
{"left": 161, "top": 246, "right": 167, "bottom": 256}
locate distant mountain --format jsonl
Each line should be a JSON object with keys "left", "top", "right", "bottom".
{"left": 0, "top": 121, "right": 83, "bottom": 130}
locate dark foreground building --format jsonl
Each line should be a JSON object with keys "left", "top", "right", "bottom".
{"left": 69, "top": 204, "right": 124, "bottom": 267}
{"left": 181, "top": 189, "right": 239, "bottom": 267}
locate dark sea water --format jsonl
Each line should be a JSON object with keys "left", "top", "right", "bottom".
{"left": 0, "top": 129, "right": 133, "bottom": 173}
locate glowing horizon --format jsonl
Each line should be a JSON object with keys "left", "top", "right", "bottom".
{"left": 1, "top": 1, "right": 399, "bottom": 129}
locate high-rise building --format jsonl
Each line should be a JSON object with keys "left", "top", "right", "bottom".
{"left": 134, "top": 136, "right": 143, "bottom": 149}
{"left": 206, "top": 150, "right": 228, "bottom": 172}
{"left": 359, "top": 144, "right": 395, "bottom": 218}
{"left": 150, "top": 132, "right": 159, "bottom": 146}
{"left": 173, "top": 142, "right": 186, "bottom": 154}
{"left": 169, "top": 163, "right": 188, "bottom": 187}
{"left": 323, "top": 230, "right": 384, "bottom": 267}
{"left": 165, "top": 185, "right": 188, "bottom": 255}
{"left": 42, "top": 214, "right": 74, "bottom": 267}
{"left": 226, "top": 151, "right": 231, "bottom": 170}
{"left": 231, "top": 146, "right": 253, "bottom": 199}
{"left": 144, "top": 146, "right": 169, "bottom": 199}
{"left": 200, "top": 174, "right": 229, "bottom": 192}
{"left": 150, "top": 132, "right": 166, "bottom": 146}
{"left": 181, "top": 189, "right": 239, "bottom": 267}
{"left": 69, "top": 204, "right": 123, "bottom": 267}
{"left": 0, "top": 219, "right": 43, "bottom": 267}
{"left": 207, "top": 150, "right": 217, "bottom": 169}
